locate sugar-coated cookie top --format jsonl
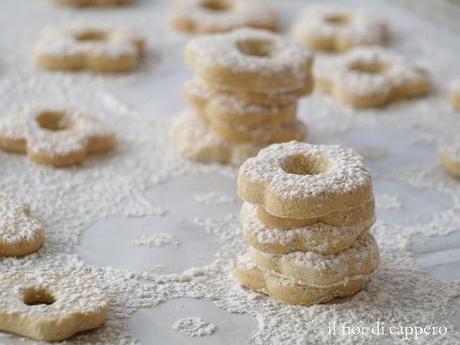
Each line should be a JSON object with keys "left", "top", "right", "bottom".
{"left": 35, "top": 23, "right": 142, "bottom": 58}
{"left": 186, "top": 28, "right": 312, "bottom": 79}
{"left": 291, "top": 5, "right": 387, "bottom": 46}
{"left": 314, "top": 47, "right": 429, "bottom": 97}
{"left": 0, "top": 106, "right": 114, "bottom": 156}
{"left": 172, "top": 0, "right": 275, "bottom": 32}
{"left": 0, "top": 270, "right": 107, "bottom": 317}
{"left": 239, "top": 141, "right": 372, "bottom": 200}
{"left": 0, "top": 193, "right": 43, "bottom": 247}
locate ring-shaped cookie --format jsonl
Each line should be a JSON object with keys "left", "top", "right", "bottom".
{"left": 35, "top": 24, "right": 144, "bottom": 73}
{"left": 238, "top": 141, "right": 373, "bottom": 219}
{"left": 290, "top": 5, "right": 388, "bottom": 52}
{"left": 0, "top": 106, "right": 116, "bottom": 167}
{"left": 249, "top": 232, "right": 379, "bottom": 287}
{"left": 241, "top": 203, "right": 373, "bottom": 255}
{"left": 0, "top": 270, "right": 107, "bottom": 341}
{"left": 314, "top": 47, "right": 430, "bottom": 108}
{"left": 170, "top": 0, "right": 277, "bottom": 34}
{"left": 186, "top": 28, "right": 313, "bottom": 93}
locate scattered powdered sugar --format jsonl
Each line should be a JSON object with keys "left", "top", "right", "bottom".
{"left": 194, "top": 191, "right": 236, "bottom": 206}
{"left": 173, "top": 316, "right": 217, "bottom": 337}
{"left": 376, "top": 193, "right": 403, "bottom": 211}
{"left": 0, "top": 1, "right": 459, "bottom": 345}
{"left": 132, "top": 232, "right": 179, "bottom": 248}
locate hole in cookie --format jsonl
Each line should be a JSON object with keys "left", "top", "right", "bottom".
{"left": 75, "top": 30, "right": 107, "bottom": 42}
{"left": 324, "top": 14, "right": 350, "bottom": 26}
{"left": 236, "top": 39, "right": 276, "bottom": 58}
{"left": 281, "top": 154, "right": 329, "bottom": 176}
{"left": 23, "top": 287, "right": 55, "bottom": 306}
{"left": 201, "top": 0, "right": 232, "bottom": 11}
{"left": 35, "top": 111, "right": 70, "bottom": 131}
{"left": 349, "top": 62, "right": 386, "bottom": 75}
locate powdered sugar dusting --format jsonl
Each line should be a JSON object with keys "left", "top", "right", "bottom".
{"left": 132, "top": 232, "right": 179, "bottom": 248}
{"left": 173, "top": 316, "right": 216, "bottom": 337}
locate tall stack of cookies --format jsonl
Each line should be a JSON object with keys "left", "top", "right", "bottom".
{"left": 171, "top": 28, "right": 313, "bottom": 165}
{"left": 234, "top": 141, "right": 380, "bottom": 306}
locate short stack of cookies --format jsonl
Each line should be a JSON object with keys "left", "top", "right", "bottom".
{"left": 171, "top": 28, "right": 313, "bottom": 165}
{"left": 234, "top": 141, "right": 380, "bottom": 306}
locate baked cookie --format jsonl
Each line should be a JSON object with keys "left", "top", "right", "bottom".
{"left": 0, "top": 106, "right": 116, "bottom": 167}
{"left": 234, "top": 253, "right": 369, "bottom": 306}
{"left": 186, "top": 28, "right": 313, "bottom": 93}
{"left": 0, "top": 270, "right": 107, "bottom": 341}
{"left": 241, "top": 202, "right": 373, "bottom": 255}
{"left": 170, "top": 0, "right": 277, "bottom": 34}
{"left": 451, "top": 80, "right": 460, "bottom": 110}
{"left": 208, "top": 119, "right": 307, "bottom": 145}
{"left": 0, "top": 194, "right": 44, "bottom": 257}
{"left": 439, "top": 140, "right": 460, "bottom": 178}
{"left": 183, "top": 80, "right": 298, "bottom": 128}
{"left": 314, "top": 47, "right": 431, "bottom": 108}
{"left": 238, "top": 141, "right": 373, "bottom": 219}
{"left": 290, "top": 5, "right": 388, "bottom": 52}
{"left": 249, "top": 232, "right": 379, "bottom": 286}
{"left": 171, "top": 109, "right": 263, "bottom": 165}
{"left": 35, "top": 24, "right": 144, "bottom": 73}
{"left": 52, "top": 0, "right": 131, "bottom": 6}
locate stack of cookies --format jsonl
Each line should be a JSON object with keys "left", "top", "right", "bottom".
{"left": 234, "top": 141, "right": 380, "bottom": 306}
{"left": 171, "top": 28, "right": 313, "bottom": 165}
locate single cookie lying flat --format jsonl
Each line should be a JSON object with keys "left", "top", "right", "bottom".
{"left": 0, "top": 270, "right": 107, "bottom": 341}
{"left": 0, "top": 193, "right": 44, "bottom": 256}
{"left": 170, "top": 0, "right": 277, "bottom": 33}
{"left": 35, "top": 24, "right": 144, "bottom": 73}
{"left": 314, "top": 47, "right": 430, "bottom": 108}
{"left": 241, "top": 202, "right": 373, "bottom": 255}
{"left": 234, "top": 253, "right": 369, "bottom": 306}
{"left": 290, "top": 5, "right": 388, "bottom": 52}
{"left": 0, "top": 106, "right": 116, "bottom": 167}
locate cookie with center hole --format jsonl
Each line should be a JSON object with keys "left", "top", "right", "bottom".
{"left": 0, "top": 270, "right": 107, "bottom": 341}
{"left": 314, "top": 47, "right": 430, "bottom": 108}
{"left": 0, "top": 193, "right": 44, "bottom": 257}
{"left": 35, "top": 24, "right": 144, "bottom": 73}
{"left": 186, "top": 28, "right": 313, "bottom": 94}
{"left": 290, "top": 5, "right": 388, "bottom": 52}
{"left": 238, "top": 141, "right": 373, "bottom": 219}
{"left": 170, "top": 0, "right": 277, "bottom": 33}
{"left": 0, "top": 106, "right": 116, "bottom": 167}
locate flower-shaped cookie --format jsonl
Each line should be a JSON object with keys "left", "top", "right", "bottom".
{"left": 35, "top": 24, "right": 144, "bottom": 72}
{"left": 314, "top": 47, "right": 430, "bottom": 108}
{"left": 238, "top": 141, "right": 373, "bottom": 219}
{"left": 0, "top": 270, "right": 107, "bottom": 341}
{"left": 0, "top": 106, "right": 116, "bottom": 167}
{"left": 170, "top": 0, "right": 277, "bottom": 34}
{"left": 290, "top": 5, "right": 388, "bottom": 52}
{"left": 0, "top": 193, "right": 44, "bottom": 256}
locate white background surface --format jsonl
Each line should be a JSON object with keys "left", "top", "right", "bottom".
{"left": 1, "top": 0, "right": 460, "bottom": 344}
